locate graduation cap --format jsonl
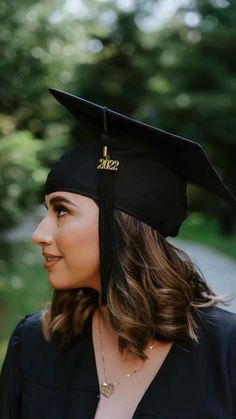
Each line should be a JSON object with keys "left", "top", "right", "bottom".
{"left": 45, "top": 88, "right": 235, "bottom": 304}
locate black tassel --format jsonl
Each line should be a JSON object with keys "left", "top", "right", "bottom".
{"left": 99, "top": 164, "right": 115, "bottom": 305}
{"left": 98, "top": 108, "right": 117, "bottom": 305}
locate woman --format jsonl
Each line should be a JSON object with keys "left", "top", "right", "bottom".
{"left": 0, "top": 88, "right": 236, "bottom": 419}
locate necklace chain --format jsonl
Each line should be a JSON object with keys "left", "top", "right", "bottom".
{"left": 98, "top": 310, "right": 156, "bottom": 398}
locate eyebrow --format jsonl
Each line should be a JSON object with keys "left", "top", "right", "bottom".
{"left": 44, "top": 196, "right": 78, "bottom": 208}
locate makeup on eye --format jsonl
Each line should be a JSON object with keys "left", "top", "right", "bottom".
{"left": 53, "top": 204, "right": 69, "bottom": 217}
{"left": 44, "top": 195, "right": 78, "bottom": 215}
{"left": 43, "top": 202, "right": 70, "bottom": 217}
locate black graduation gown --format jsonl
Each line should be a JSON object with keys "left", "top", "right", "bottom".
{"left": 0, "top": 305, "right": 236, "bottom": 419}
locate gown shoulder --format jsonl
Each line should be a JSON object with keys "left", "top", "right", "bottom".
{"left": 1, "top": 306, "right": 236, "bottom": 418}
{"left": 195, "top": 305, "right": 236, "bottom": 406}
{"left": 0, "top": 311, "right": 43, "bottom": 419}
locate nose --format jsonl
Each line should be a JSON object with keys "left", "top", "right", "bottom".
{"left": 32, "top": 216, "right": 53, "bottom": 246}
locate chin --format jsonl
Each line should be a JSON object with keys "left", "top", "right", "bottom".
{"left": 47, "top": 276, "right": 71, "bottom": 289}
{"left": 48, "top": 281, "right": 68, "bottom": 290}
{"left": 47, "top": 271, "right": 100, "bottom": 291}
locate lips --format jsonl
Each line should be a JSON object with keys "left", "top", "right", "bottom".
{"left": 42, "top": 253, "right": 63, "bottom": 269}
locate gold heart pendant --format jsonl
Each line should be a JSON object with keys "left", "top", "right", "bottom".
{"left": 100, "top": 382, "right": 115, "bottom": 398}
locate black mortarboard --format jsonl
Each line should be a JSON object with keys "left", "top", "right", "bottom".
{"left": 45, "top": 88, "right": 235, "bottom": 304}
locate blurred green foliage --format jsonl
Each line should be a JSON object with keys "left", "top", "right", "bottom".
{"left": 0, "top": 240, "right": 50, "bottom": 367}
{"left": 0, "top": 131, "right": 47, "bottom": 229}
{"left": 178, "top": 212, "right": 236, "bottom": 259}
{"left": 0, "top": 0, "right": 66, "bottom": 135}
{"left": 0, "top": 129, "right": 69, "bottom": 230}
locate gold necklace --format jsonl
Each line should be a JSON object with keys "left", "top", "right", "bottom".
{"left": 98, "top": 310, "right": 156, "bottom": 398}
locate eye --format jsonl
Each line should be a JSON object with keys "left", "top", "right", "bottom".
{"left": 53, "top": 204, "right": 69, "bottom": 218}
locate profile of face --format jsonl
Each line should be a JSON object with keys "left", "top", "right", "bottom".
{"left": 32, "top": 191, "right": 101, "bottom": 292}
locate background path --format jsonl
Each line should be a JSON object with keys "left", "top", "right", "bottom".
{"left": 171, "top": 239, "right": 236, "bottom": 313}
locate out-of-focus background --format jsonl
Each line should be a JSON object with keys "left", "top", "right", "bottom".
{"left": 0, "top": 0, "right": 236, "bottom": 367}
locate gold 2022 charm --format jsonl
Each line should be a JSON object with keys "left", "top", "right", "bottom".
{"left": 97, "top": 156, "right": 119, "bottom": 171}
{"left": 97, "top": 145, "right": 119, "bottom": 171}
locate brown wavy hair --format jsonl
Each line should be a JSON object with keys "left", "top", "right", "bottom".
{"left": 41, "top": 208, "right": 232, "bottom": 360}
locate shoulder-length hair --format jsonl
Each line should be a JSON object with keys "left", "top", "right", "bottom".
{"left": 41, "top": 207, "right": 232, "bottom": 360}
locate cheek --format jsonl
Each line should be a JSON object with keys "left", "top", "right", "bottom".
{"left": 57, "top": 219, "right": 100, "bottom": 269}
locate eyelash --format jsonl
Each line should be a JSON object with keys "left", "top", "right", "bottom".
{"left": 53, "top": 205, "right": 69, "bottom": 218}
{"left": 44, "top": 203, "right": 69, "bottom": 218}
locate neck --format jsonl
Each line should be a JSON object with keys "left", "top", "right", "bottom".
{"left": 97, "top": 305, "right": 112, "bottom": 329}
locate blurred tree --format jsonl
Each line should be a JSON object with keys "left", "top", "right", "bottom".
{"left": 148, "top": 0, "right": 236, "bottom": 224}
{"left": 0, "top": 129, "right": 68, "bottom": 230}
{"left": 0, "top": 0, "right": 79, "bottom": 230}
{"left": 70, "top": 1, "right": 159, "bottom": 114}
{"left": 0, "top": 131, "right": 47, "bottom": 230}
{"left": 0, "top": 0, "right": 78, "bottom": 138}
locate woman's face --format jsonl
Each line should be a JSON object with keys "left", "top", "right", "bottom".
{"left": 32, "top": 191, "right": 101, "bottom": 291}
